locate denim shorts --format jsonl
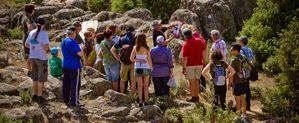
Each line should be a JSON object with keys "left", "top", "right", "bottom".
{"left": 104, "top": 63, "right": 120, "bottom": 82}
{"left": 135, "top": 68, "right": 151, "bottom": 77}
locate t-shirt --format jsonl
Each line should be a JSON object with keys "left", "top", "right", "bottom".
{"left": 61, "top": 37, "right": 82, "bottom": 69}
{"left": 100, "top": 39, "right": 118, "bottom": 66}
{"left": 112, "top": 35, "right": 120, "bottom": 44}
{"left": 230, "top": 54, "right": 246, "bottom": 84}
{"left": 114, "top": 32, "right": 134, "bottom": 49}
{"left": 75, "top": 33, "right": 84, "bottom": 44}
{"left": 95, "top": 44, "right": 102, "bottom": 63}
{"left": 25, "top": 29, "right": 50, "bottom": 60}
{"left": 210, "top": 39, "right": 227, "bottom": 61}
{"left": 150, "top": 45, "right": 174, "bottom": 77}
{"left": 153, "top": 30, "right": 165, "bottom": 47}
{"left": 49, "top": 56, "right": 63, "bottom": 77}
{"left": 182, "top": 36, "right": 206, "bottom": 66}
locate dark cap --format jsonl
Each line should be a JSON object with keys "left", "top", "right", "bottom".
{"left": 183, "top": 28, "right": 193, "bottom": 39}
{"left": 35, "top": 17, "right": 45, "bottom": 25}
{"left": 238, "top": 36, "right": 248, "bottom": 42}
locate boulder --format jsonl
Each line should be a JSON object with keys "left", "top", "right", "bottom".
{"left": 90, "top": 78, "right": 113, "bottom": 98}
{"left": 93, "top": 11, "right": 122, "bottom": 22}
{"left": 4, "top": 108, "right": 26, "bottom": 120}
{"left": 0, "top": 57, "right": 8, "bottom": 68}
{"left": 10, "top": 11, "right": 23, "bottom": 29}
{"left": 53, "top": 8, "right": 85, "bottom": 20}
{"left": 102, "top": 107, "right": 130, "bottom": 117}
{"left": 0, "top": 18, "right": 9, "bottom": 25}
{"left": 104, "top": 90, "right": 134, "bottom": 105}
{"left": 25, "top": 106, "right": 45, "bottom": 123}
{"left": 124, "top": 8, "right": 153, "bottom": 20}
{"left": 34, "top": 6, "right": 60, "bottom": 17}
{"left": 38, "top": 14, "right": 57, "bottom": 29}
{"left": 129, "top": 105, "right": 163, "bottom": 121}
{"left": 181, "top": 0, "right": 237, "bottom": 41}
{"left": 0, "top": 95, "right": 22, "bottom": 108}
{"left": 229, "top": 0, "right": 256, "bottom": 30}
{"left": 45, "top": 76, "right": 62, "bottom": 98}
{"left": 234, "top": 116, "right": 252, "bottom": 123}
{"left": 72, "top": 13, "right": 96, "bottom": 22}
{"left": 0, "top": 9, "right": 9, "bottom": 18}
{"left": 65, "top": 0, "right": 88, "bottom": 10}
{"left": 0, "top": 83, "right": 18, "bottom": 96}
{"left": 17, "top": 78, "right": 33, "bottom": 92}
{"left": 124, "top": 18, "right": 147, "bottom": 30}
{"left": 169, "top": 9, "right": 202, "bottom": 33}
{"left": 82, "top": 66, "right": 105, "bottom": 80}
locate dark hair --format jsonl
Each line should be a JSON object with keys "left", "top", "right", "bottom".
{"left": 25, "top": 4, "right": 35, "bottom": 14}
{"left": 211, "top": 50, "right": 223, "bottom": 61}
{"left": 183, "top": 28, "right": 193, "bottom": 39}
{"left": 109, "top": 25, "right": 117, "bottom": 34}
{"left": 126, "top": 26, "right": 135, "bottom": 32}
{"left": 72, "top": 21, "right": 81, "bottom": 27}
{"left": 96, "top": 33, "right": 104, "bottom": 43}
{"left": 231, "top": 43, "right": 241, "bottom": 52}
{"left": 104, "top": 30, "right": 113, "bottom": 39}
{"left": 34, "top": 17, "right": 45, "bottom": 40}
{"left": 136, "top": 33, "right": 149, "bottom": 52}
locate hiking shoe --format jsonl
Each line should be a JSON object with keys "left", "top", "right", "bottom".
{"left": 143, "top": 102, "right": 149, "bottom": 106}
{"left": 138, "top": 102, "right": 143, "bottom": 107}
{"left": 186, "top": 97, "right": 199, "bottom": 102}
{"left": 37, "top": 96, "right": 46, "bottom": 104}
{"left": 27, "top": 71, "right": 32, "bottom": 77}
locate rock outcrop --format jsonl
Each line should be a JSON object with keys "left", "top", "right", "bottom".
{"left": 169, "top": 9, "right": 202, "bottom": 33}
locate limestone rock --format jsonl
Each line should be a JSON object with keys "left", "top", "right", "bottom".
{"left": 17, "top": 78, "right": 33, "bottom": 92}
{"left": 124, "top": 8, "right": 153, "bottom": 20}
{"left": 93, "top": 11, "right": 122, "bottom": 22}
{"left": 0, "top": 95, "right": 22, "bottom": 108}
{"left": 104, "top": 90, "right": 134, "bottom": 105}
{"left": 34, "top": 6, "right": 60, "bottom": 17}
{"left": 90, "top": 78, "right": 113, "bottom": 98}
{"left": 102, "top": 107, "right": 130, "bottom": 117}
{"left": 65, "top": 0, "right": 88, "bottom": 10}
{"left": 169, "top": 9, "right": 202, "bottom": 33}
{"left": 130, "top": 105, "right": 163, "bottom": 121}
{"left": 235, "top": 116, "right": 252, "bottom": 123}
{"left": 4, "top": 108, "right": 26, "bottom": 120}
{"left": 25, "top": 106, "right": 45, "bottom": 123}
{"left": 0, "top": 83, "right": 18, "bottom": 96}
{"left": 72, "top": 13, "right": 96, "bottom": 22}
{"left": 229, "top": 0, "right": 256, "bottom": 30}
{"left": 82, "top": 66, "right": 105, "bottom": 80}
{"left": 53, "top": 8, "right": 85, "bottom": 20}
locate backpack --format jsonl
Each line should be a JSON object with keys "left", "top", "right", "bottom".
{"left": 237, "top": 56, "right": 251, "bottom": 79}
{"left": 241, "top": 49, "right": 258, "bottom": 81}
{"left": 120, "top": 35, "right": 134, "bottom": 65}
{"left": 87, "top": 50, "right": 96, "bottom": 66}
{"left": 210, "top": 61, "right": 227, "bottom": 86}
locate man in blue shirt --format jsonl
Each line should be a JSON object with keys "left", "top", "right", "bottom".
{"left": 239, "top": 36, "right": 255, "bottom": 111}
{"left": 61, "top": 26, "right": 84, "bottom": 108}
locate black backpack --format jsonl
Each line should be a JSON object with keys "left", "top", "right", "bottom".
{"left": 241, "top": 49, "right": 258, "bottom": 81}
{"left": 120, "top": 36, "right": 134, "bottom": 65}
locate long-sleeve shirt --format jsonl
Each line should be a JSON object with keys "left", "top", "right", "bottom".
{"left": 150, "top": 45, "right": 174, "bottom": 77}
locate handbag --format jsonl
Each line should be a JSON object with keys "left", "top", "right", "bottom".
{"left": 167, "top": 77, "right": 176, "bottom": 88}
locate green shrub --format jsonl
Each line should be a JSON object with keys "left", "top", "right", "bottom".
{"left": 164, "top": 108, "right": 184, "bottom": 123}
{"left": 251, "top": 86, "right": 263, "bottom": 100}
{"left": 87, "top": 0, "right": 110, "bottom": 13}
{"left": 111, "top": 0, "right": 142, "bottom": 13}
{"left": 0, "top": 37, "right": 3, "bottom": 50}
{"left": 263, "top": 56, "right": 282, "bottom": 75}
{"left": 149, "top": 96, "right": 177, "bottom": 111}
{"left": 15, "top": 0, "right": 31, "bottom": 4}
{"left": 261, "top": 17, "right": 299, "bottom": 121}
{"left": 239, "top": 0, "right": 299, "bottom": 69}
{"left": 19, "top": 89, "right": 32, "bottom": 105}
{"left": 8, "top": 27, "right": 23, "bottom": 39}
{"left": 0, "top": 114, "right": 23, "bottom": 123}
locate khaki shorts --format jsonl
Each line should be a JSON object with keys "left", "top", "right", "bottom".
{"left": 30, "top": 58, "right": 48, "bottom": 82}
{"left": 185, "top": 65, "right": 203, "bottom": 80}
{"left": 120, "top": 63, "right": 135, "bottom": 82}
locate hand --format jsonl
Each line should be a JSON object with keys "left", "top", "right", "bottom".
{"left": 116, "top": 55, "right": 121, "bottom": 61}
{"left": 182, "top": 68, "right": 186, "bottom": 75}
{"left": 170, "top": 72, "right": 174, "bottom": 78}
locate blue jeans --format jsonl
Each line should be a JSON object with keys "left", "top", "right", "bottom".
{"left": 245, "top": 80, "right": 251, "bottom": 109}
{"left": 153, "top": 77, "right": 170, "bottom": 96}
{"left": 104, "top": 63, "right": 120, "bottom": 82}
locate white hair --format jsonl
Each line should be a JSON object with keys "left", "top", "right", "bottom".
{"left": 211, "top": 29, "right": 220, "bottom": 36}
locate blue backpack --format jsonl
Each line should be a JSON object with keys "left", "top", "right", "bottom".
{"left": 210, "top": 61, "right": 227, "bottom": 86}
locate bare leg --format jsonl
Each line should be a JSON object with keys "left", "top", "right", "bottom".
{"left": 27, "top": 59, "right": 32, "bottom": 72}
{"left": 235, "top": 96, "right": 242, "bottom": 115}
{"left": 131, "top": 81, "right": 136, "bottom": 96}
{"left": 33, "top": 81, "right": 38, "bottom": 95}
{"left": 137, "top": 77, "right": 143, "bottom": 103}
{"left": 241, "top": 95, "right": 247, "bottom": 116}
{"left": 143, "top": 76, "right": 150, "bottom": 102}
{"left": 189, "top": 79, "right": 199, "bottom": 97}
{"left": 37, "top": 82, "right": 43, "bottom": 96}
{"left": 120, "top": 81, "right": 126, "bottom": 94}
{"left": 113, "top": 81, "right": 118, "bottom": 91}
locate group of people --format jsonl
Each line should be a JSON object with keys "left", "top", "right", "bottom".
{"left": 22, "top": 4, "right": 255, "bottom": 117}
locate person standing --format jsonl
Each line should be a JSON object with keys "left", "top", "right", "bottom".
{"left": 182, "top": 29, "right": 206, "bottom": 102}
{"left": 202, "top": 51, "right": 235, "bottom": 109}
{"left": 151, "top": 36, "right": 174, "bottom": 97}
{"left": 210, "top": 30, "right": 228, "bottom": 61}
{"left": 130, "top": 33, "right": 152, "bottom": 107}
{"left": 228, "top": 44, "right": 249, "bottom": 116}
{"left": 22, "top": 4, "right": 36, "bottom": 77}
{"left": 25, "top": 17, "right": 50, "bottom": 103}
{"left": 111, "top": 27, "right": 136, "bottom": 95}
{"left": 72, "top": 21, "right": 84, "bottom": 44}
{"left": 61, "top": 26, "right": 84, "bottom": 108}
{"left": 239, "top": 36, "right": 255, "bottom": 111}
{"left": 94, "top": 33, "right": 105, "bottom": 74}
{"left": 100, "top": 30, "right": 120, "bottom": 91}
{"left": 49, "top": 47, "right": 63, "bottom": 78}
{"left": 152, "top": 20, "right": 165, "bottom": 47}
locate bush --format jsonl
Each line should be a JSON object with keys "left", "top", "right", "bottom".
{"left": 0, "top": 37, "right": 3, "bottom": 50}
{"left": 164, "top": 108, "right": 184, "bottom": 123}
{"left": 149, "top": 96, "right": 177, "bottom": 111}
{"left": 261, "top": 17, "right": 299, "bottom": 121}
{"left": 111, "top": 0, "right": 142, "bottom": 13}
{"left": 19, "top": 89, "right": 32, "bottom": 105}
{"left": 15, "top": 0, "right": 31, "bottom": 4}
{"left": 0, "top": 114, "right": 24, "bottom": 123}
{"left": 251, "top": 86, "right": 263, "bottom": 100}
{"left": 239, "top": 0, "right": 299, "bottom": 69}
{"left": 263, "top": 56, "right": 282, "bottom": 75}
{"left": 87, "top": 0, "right": 110, "bottom": 13}
{"left": 8, "top": 27, "right": 23, "bottom": 39}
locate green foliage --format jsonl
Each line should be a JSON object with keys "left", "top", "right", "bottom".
{"left": 263, "top": 56, "right": 282, "bottom": 75}
{"left": 164, "top": 108, "right": 184, "bottom": 123}
{"left": 0, "top": 114, "right": 23, "bottom": 123}
{"left": 111, "top": 0, "right": 142, "bottom": 13}
{"left": 262, "top": 17, "right": 299, "bottom": 121}
{"left": 15, "top": 0, "right": 31, "bottom": 4}
{"left": 0, "top": 37, "right": 3, "bottom": 50}
{"left": 8, "top": 27, "right": 23, "bottom": 39}
{"left": 140, "top": 0, "right": 180, "bottom": 22}
{"left": 239, "top": 0, "right": 299, "bottom": 68}
{"left": 149, "top": 96, "right": 177, "bottom": 111}
{"left": 250, "top": 86, "right": 263, "bottom": 100}
{"left": 87, "top": 0, "right": 110, "bottom": 13}
{"left": 19, "top": 89, "right": 32, "bottom": 105}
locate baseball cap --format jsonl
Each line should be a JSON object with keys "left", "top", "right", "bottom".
{"left": 50, "top": 47, "right": 59, "bottom": 56}
{"left": 35, "top": 17, "right": 45, "bottom": 25}
{"left": 183, "top": 28, "right": 193, "bottom": 39}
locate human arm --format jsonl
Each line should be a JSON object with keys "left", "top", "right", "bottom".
{"left": 201, "top": 63, "right": 212, "bottom": 81}
{"left": 182, "top": 43, "right": 189, "bottom": 74}
{"left": 147, "top": 50, "right": 153, "bottom": 69}
{"left": 163, "top": 35, "right": 175, "bottom": 46}
{"left": 111, "top": 46, "right": 120, "bottom": 61}
{"left": 130, "top": 46, "right": 137, "bottom": 62}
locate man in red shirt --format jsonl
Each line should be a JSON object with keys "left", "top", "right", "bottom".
{"left": 182, "top": 28, "right": 207, "bottom": 102}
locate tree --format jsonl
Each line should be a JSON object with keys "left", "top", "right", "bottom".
{"left": 111, "top": 0, "right": 142, "bottom": 13}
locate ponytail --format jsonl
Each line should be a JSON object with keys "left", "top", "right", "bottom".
{"left": 35, "top": 25, "right": 42, "bottom": 40}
